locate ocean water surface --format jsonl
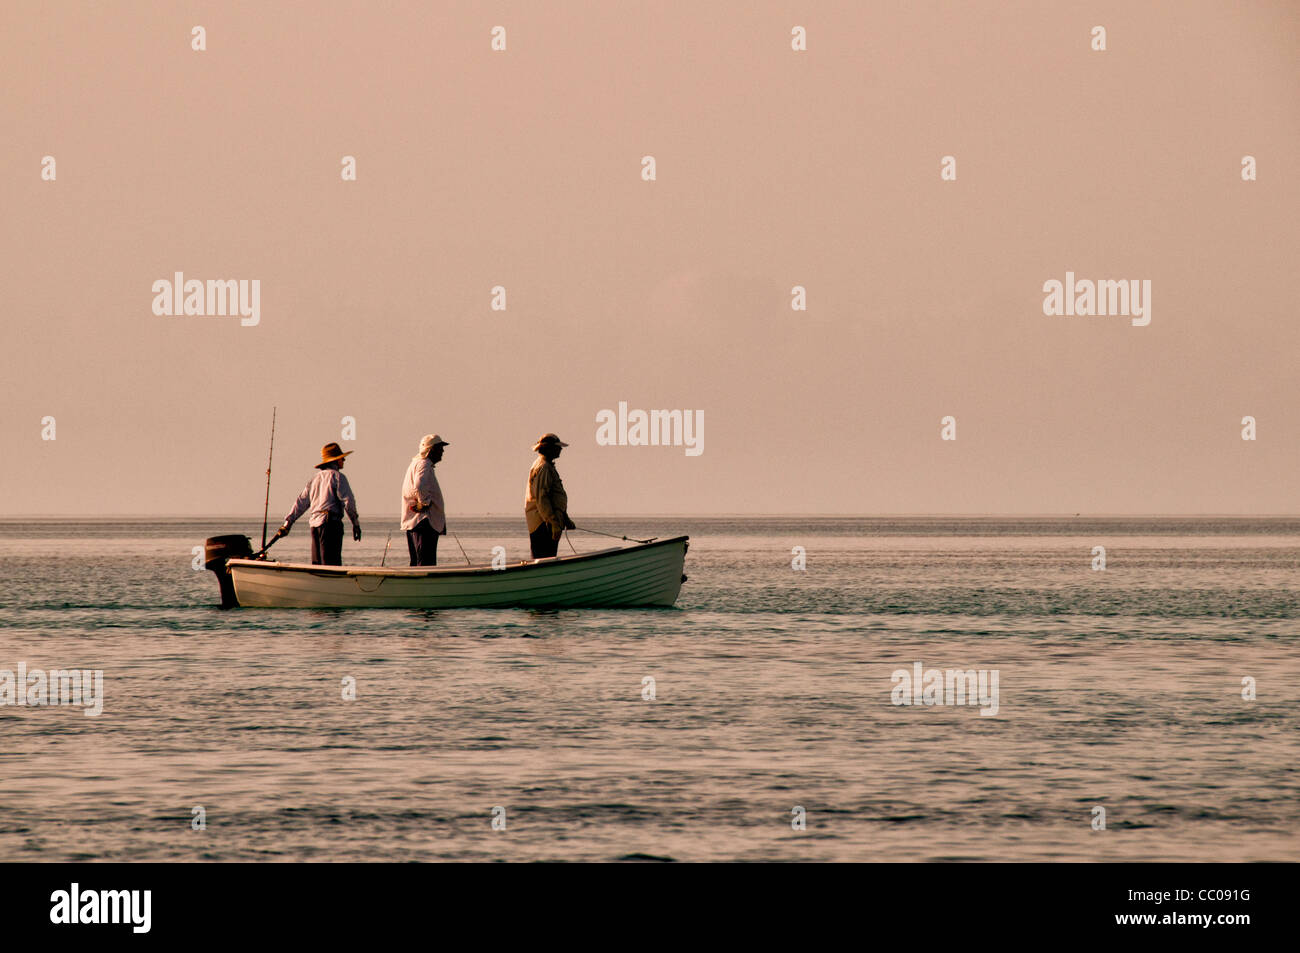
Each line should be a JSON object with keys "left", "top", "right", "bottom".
{"left": 1, "top": 516, "right": 1296, "bottom": 861}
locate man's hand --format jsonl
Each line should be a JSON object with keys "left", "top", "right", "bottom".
{"left": 563, "top": 515, "right": 576, "bottom": 531}
{"left": 353, "top": 524, "right": 362, "bottom": 542}
{"left": 273, "top": 524, "right": 289, "bottom": 540}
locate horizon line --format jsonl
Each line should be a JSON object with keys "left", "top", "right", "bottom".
{"left": 3, "top": 512, "right": 1299, "bottom": 520}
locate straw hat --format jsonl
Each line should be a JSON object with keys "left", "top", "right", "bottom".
{"left": 315, "top": 442, "right": 354, "bottom": 468}
{"left": 532, "top": 433, "right": 569, "bottom": 452}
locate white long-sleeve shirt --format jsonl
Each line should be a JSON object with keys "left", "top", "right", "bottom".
{"left": 400, "top": 456, "right": 445, "bottom": 532}
{"left": 283, "top": 467, "right": 359, "bottom": 529}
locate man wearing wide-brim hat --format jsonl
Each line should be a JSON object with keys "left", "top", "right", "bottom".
{"left": 273, "top": 442, "right": 361, "bottom": 565}
{"left": 400, "top": 433, "right": 450, "bottom": 566}
{"left": 524, "top": 433, "right": 575, "bottom": 558}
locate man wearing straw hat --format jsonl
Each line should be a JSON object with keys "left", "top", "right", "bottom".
{"left": 271, "top": 442, "right": 361, "bottom": 565}
{"left": 401, "top": 433, "right": 450, "bottom": 566}
{"left": 525, "top": 432, "right": 575, "bottom": 559}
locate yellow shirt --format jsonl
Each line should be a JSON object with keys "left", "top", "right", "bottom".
{"left": 524, "top": 455, "right": 568, "bottom": 533}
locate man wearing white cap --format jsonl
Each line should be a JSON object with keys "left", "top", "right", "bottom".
{"left": 525, "top": 432, "right": 575, "bottom": 558}
{"left": 401, "top": 434, "right": 449, "bottom": 566}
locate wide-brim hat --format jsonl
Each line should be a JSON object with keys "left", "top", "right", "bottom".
{"left": 316, "top": 442, "right": 354, "bottom": 467}
{"left": 532, "top": 433, "right": 569, "bottom": 452}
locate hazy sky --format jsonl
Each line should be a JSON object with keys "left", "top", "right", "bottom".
{"left": 4, "top": 1, "right": 1297, "bottom": 517}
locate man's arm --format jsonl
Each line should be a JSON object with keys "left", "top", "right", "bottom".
{"left": 532, "top": 466, "right": 560, "bottom": 530}
{"left": 535, "top": 466, "right": 568, "bottom": 538}
{"left": 278, "top": 481, "right": 312, "bottom": 535}
{"left": 413, "top": 460, "right": 433, "bottom": 509}
{"left": 338, "top": 472, "right": 361, "bottom": 540}
{"left": 418, "top": 465, "right": 445, "bottom": 529}
{"left": 404, "top": 462, "right": 425, "bottom": 510}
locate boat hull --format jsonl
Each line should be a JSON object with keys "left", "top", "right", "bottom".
{"left": 224, "top": 536, "right": 688, "bottom": 609}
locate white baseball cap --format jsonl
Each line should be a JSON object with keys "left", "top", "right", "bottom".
{"left": 419, "top": 434, "right": 450, "bottom": 454}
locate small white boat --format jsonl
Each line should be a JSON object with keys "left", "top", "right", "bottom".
{"left": 204, "top": 535, "right": 689, "bottom": 609}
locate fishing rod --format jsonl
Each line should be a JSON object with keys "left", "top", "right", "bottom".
{"left": 250, "top": 538, "right": 280, "bottom": 559}
{"left": 260, "top": 407, "right": 277, "bottom": 551}
{"left": 450, "top": 530, "right": 472, "bottom": 566}
{"left": 564, "top": 530, "right": 578, "bottom": 555}
{"left": 381, "top": 531, "right": 393, "bottom": 567}
{"left": 572, "top": 526, "right": 655, "bottom": 544}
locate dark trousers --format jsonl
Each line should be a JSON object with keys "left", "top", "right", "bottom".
{"left": 311, "top": 519, "right": 344, "bottom": 565}
{"left": 529, "top": 522, "right": 559, "bottom": 559}
{"left": 407, "top": 520, "right": 440, "bottom": 566}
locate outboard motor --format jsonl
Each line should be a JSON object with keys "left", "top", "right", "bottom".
{"left": 204, "top": 534, "right": 252, "bottom": 608}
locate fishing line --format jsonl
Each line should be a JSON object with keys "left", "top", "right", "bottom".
{"left": 572, "top": 526, "right": 655, "bottom": 544}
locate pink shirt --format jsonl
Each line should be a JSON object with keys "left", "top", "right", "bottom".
{"left": 283, "top": 467, "right": 359, "bottom": 529}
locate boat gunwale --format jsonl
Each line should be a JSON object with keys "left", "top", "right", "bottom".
{"left": 225, "top": 534, "right": 689, "bottom": 580}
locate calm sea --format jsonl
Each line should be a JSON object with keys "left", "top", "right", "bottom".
{"left": 1, "top": 516, "right": 1296, "bottom": 862}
